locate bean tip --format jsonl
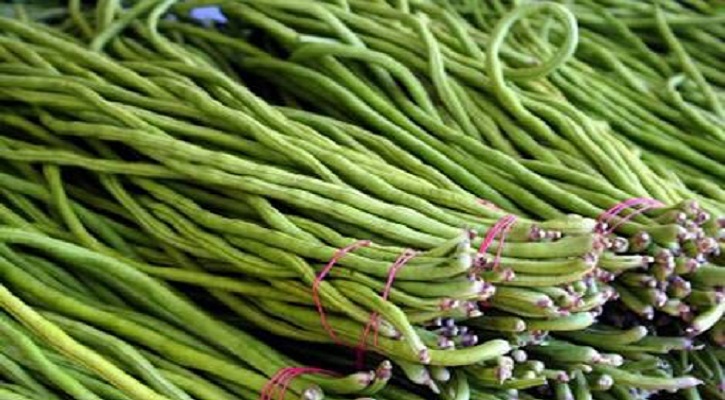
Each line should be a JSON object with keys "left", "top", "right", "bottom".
{"left": 356, "top": 371, "right": 375, "bottom": 386}
{"left": 418, "top": 349, "right": 431, "bottom": 364}
{"left": 461, "top": 332, "right": 478, "bottom": 347}
{"left": 511, "top": 349, "right": 527, "bottom": 363}
{"left": 496, "top": 366, "right": 513, "bottom": 382}
{"left": 426, "top": 379, "right": 440, "bottom": 394}
{"left": 439, "top": 298, "right": 459, "bottom": 311}
{"left": 536, "top": 298, "right": 554, "bottom": 308}
{"left": 503, "top": 268, "right": 515, "bottom": 281}
{"left": 555, "top": 371, "right": 570, "bottom": 383}
{"left": 302, "top": 386, "right": 324, "bottom": 400}
{"left": 478, "top": 282, "right": 496, "bottom": 299}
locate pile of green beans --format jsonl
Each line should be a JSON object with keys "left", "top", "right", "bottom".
{"left": 0, "top": 227, "right": 392, "bottom": 400}
{"left": 167, "top": 0, "right": 722, "bottom": 216}
{"left": 173, "top": 0, "right": 724, "bottom": 306}
{"left": 450, "top": 0, "right": 725, "bottom": 203}
{"left": 0, "top": 1, "right": 722, "bottom": 400}
{"left": 668, "top": 344, "right": 725, "bottom": 400}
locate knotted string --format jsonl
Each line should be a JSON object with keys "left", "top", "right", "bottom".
{"left": 355, "top": 248, "right": 416, "bottom": 368}
{"left": 475, "top": 215, "right": 517, "bottom": 275}
{"left": 492, "top": 215, "right": 517, "bottom": 271}
{"left": 598, "top": 198, "right": 664, "bottom": 235}
{"left": 313, "top": 240, "right": 371, "bottom": 345}
{"left": 260, "top": 367, "right": 337, "bottom": 400}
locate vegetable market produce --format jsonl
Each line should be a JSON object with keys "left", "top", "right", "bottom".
{"left": 0, "top": 0, "right": 722, "bottom": 399}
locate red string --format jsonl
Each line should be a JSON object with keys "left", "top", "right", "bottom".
{"left": 259, "top": 240, "right": 372, "bottom": 400}
{"left": 277, "top": 368, "right": 332, "bottom": 400}
{"left": 354, "top": 318, "right": 377, "bottom": 370}
{"left": 355, "top": 249, "right": 416, "bottom": 368}
{"left": 476, "top": 217, "right": 510, "bottom": 257}
{"left": 606, "top": 203, "right": 664, "bottom": 234}
{"left": 260, "top": 367, "right": 337, "bottom": 400}
{"left": 598, "top": 198, "right": 656, "bottom": 223}
{"left": 260, "top": 368, "right": 291, "bottom": 400}
{"left": 375, "top": 249, "right": 416, "bottom": 345}
{"left": 492, "top": 216, "right": 517, "bottom": 271}
{"left": 312, "top": 240, "right": 371, "bottom": 346}
{"left": 475, "top": 215, "right": 516, "bottom": 274}
{"left": 597, "top": 198, "right": 664, "bottom": 234}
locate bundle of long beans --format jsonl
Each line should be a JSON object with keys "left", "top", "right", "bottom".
{"left": 0, "top": 1, "right": 722, "bottom": 400}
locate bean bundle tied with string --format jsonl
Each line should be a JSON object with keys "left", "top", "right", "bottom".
{"left": 0, "top": 1, "right": 722, "bottom": 400}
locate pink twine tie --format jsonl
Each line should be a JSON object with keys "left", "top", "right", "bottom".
{"left": 313, "top": 240, "right": 371, "bottom": 346}
{"left": 475, "top": 215, "right": 517, "bottom": 274}
{"left": 260, "top": 367, "right": 337, "bottom": 400}
{"left": 598, "top": 198, "right": 664, "bottom": 235}
{"left": 355, "top": 248, "right": 416, "bottom": 368}
{"left": 492, "top": 216, "right": 517, "bottom": 271}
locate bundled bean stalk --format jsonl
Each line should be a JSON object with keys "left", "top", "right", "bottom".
{"left": 0, "top": 1, "right": 722, "bottom": 400}
{"left": 0, "top": 14, "right": 591, "bottom": 392}
{"left": 157, "top": 0, "right": 724, "bottom": 329}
